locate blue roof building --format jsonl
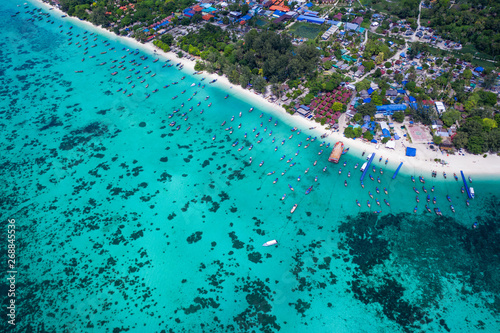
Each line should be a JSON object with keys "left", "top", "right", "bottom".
{"left": 303, "top": 10, "right": 319, "bottom": 17}
{"left": 297, "top": 15, "right": 325, "bottom": 24}
{"left": 376, "top": 104, "right": 407, "bottom": 115}
{"left": 344, "top": 23, "right": 359, "bottom": 31}
{"left": 406, "top": 147, "right": 416, "bottom": 156}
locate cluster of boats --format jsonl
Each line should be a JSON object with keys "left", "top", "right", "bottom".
{"left": 410, "top": 172, "right": 472, "bottom": 214}
{"left": 56, "top": 17, "right": 223, "bottom": 103}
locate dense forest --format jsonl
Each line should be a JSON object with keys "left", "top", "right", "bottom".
{"left": 453, "top": 114, "right": 500, "bottom": 154}
{"left": 362, "top": 0, "right": 500, "bottom": 57}
{"left": 362, "top": 0, "right": 421, "bottom": 19}
{"left": 179, "top": 25, "right": 320, "bottom": 91}
{"left": 421, "top": 0, "right": 500, "bottom": 57}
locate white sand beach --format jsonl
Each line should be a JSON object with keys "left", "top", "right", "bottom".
{"left": 35, "top": 0, "right": 500, "bottom": 178}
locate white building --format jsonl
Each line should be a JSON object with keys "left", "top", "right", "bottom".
{"left": 435, "top": 101, "right": 446, "bottom": 115}
{"left": 322, "top": 25, "right": 339, "bottom": 40}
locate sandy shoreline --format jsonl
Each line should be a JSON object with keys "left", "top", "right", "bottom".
{"left": 34, "top": 0, "right": 500, "bottom": 178}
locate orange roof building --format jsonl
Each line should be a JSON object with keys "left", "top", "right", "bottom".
{"left": 269, "top": 5, "right": 290, "bottom": 12}
{"left": 119, "top": 4, "right": 135, "bottom": 11}
{"left": 202, "top": 14, "right": 214, "bottom": 21}
{"left": 269, "top": 0, "right": 289, "bottom": 12}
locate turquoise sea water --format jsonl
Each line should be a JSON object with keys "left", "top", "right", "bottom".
{"left": 1, "top": 1, "right": 500, "bottom": 331}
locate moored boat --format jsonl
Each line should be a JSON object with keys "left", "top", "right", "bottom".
{"left": 291, "top": 204, "right": 297, "bottom": 213}
{"left": 305, "top": 186, "right": 313, "bottom": 195}
{"left": 263, "top": 240, "right": 278, "bottom": 247}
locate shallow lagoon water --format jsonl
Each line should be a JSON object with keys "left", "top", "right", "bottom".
{"left": 1, "top": 1, "right": 500, "bottom": 331}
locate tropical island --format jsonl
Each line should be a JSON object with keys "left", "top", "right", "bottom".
{"left": 46, "top": 0, "right": 499, "bottom": 156}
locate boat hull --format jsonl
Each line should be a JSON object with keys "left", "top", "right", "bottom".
{"left": 328, "top": 141, "right": 344, "bottom": 163}
{"left": 263, "top": 240, "right": 278, "bottom": 247}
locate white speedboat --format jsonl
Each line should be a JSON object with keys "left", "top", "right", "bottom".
{"left": 263, "top": 239, "right": 278, "bottom": 247}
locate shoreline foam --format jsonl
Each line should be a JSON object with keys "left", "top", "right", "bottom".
{"left": 34, "top": 0, "right": 500, "bottom": 178}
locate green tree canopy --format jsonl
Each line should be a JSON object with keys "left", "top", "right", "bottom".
{"left": 462, "top": 69, "right": 472, "bottom": 80}
{"left": 392, "top": 111, "right": 405, "bottom": 123}
{"left": 441, "top": 109, "right": 461, "bottom": 127}
{"left": 363, "top": 131, "right": 374, "bottom": 141}
{"left": 357, "top": 103, "right": 376, "bottom": 117}
{"left": 433, "top": 135, "right": 443, "bottom": 145}
{"left": 483, "top": 118, "right": 498, "bottom": 131}
{"left": 355, "top": 79, "right": 371, "bottom": 92}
